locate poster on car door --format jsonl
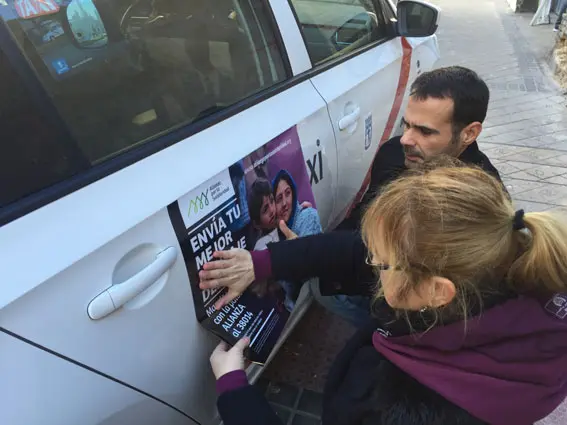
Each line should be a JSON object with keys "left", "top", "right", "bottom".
{"left": 167, "top": 126, "right": 322, "bottom": 364}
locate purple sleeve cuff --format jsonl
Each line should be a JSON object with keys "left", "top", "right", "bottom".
{"left": 216, "top": 370, "right": 249, "bottom": 395}
{"left": 251, "top": 250, "right": 273, "bottom": 281}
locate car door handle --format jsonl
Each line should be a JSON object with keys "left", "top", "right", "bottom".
{"left": 338, "top": 107, "right": 361, "bottom": 131}
{"left": 87, "top": 246, "right": 178, "bottom": 320}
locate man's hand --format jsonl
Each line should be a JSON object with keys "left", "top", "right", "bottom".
{"left": 210, "top": 338, "right": 250, "bottom": 379}
{"left": 279, "top": 220, "right": 298, "bottom": 240}
{"left": 199, "top": 249, "right": 255, "bottom": 309}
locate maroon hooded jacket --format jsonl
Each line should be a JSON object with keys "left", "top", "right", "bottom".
{"left": 373, "top": 293, "right": 567, "bottom": 425}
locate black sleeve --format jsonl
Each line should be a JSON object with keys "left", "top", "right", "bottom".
{"left": 217, "top": 385, "right": 283, "bottom": 425}
{"left": 267, "top": 231, "right": 376, "bottom": 296}
{"left": 336, "top": 137, "right": 405, "bottom": 231}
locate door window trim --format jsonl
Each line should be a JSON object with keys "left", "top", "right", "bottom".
{"left": 286, "top": 0, "right": 397, "bottom": 69}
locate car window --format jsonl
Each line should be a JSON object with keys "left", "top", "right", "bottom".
{"left": 0, "top": 45, "right": 87, "bottom": 208}
{"left": 1, "top": 0, "right": 287, "bottom": 210}
{"left": 289, "top": 0, "right": 389, "bottom": 65}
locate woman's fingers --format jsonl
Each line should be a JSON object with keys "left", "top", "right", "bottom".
{"left": 202, "top": 259, "right": 231, "bottom": 271}
{"left": 213, "top": 249, "right": 238, "bottom": 260}
{"left": 199, "top": 279, "right": 221, "bottom": 290}
{"left": 231, "top": 337, "right": 250, "bottom": 354}
{"left": 199, "top": 268, "right": 227, "bottom": 281}
{"left": 214, "top": 291, "right": 239, "bottom": 310}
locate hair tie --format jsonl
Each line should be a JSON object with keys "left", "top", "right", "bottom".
{"left": 512, "top": 209, "right": 526, "bottom": 231}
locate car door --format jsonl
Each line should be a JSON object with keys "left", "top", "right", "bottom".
{"left": 0, "top": 331, "right": 198, "bottom": 425}
{"left": 288, "top": 0, "right": 440, "bottom": 225}
{"left": 0, "top": 0, "right": 337, "bottom": 424}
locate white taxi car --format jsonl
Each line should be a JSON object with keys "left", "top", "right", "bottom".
{"left": 0, "top": 0, "right": 440, "bottom": 424}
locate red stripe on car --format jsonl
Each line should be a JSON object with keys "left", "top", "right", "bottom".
{"left": 344, "top": 37, "right": 413, "bottom": 219}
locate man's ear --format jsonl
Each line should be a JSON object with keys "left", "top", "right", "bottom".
{"left": 419, "top": 276, "right": 456, "bottom": 308}
{"left": 460, "top": 122, "right": 483, "bottom": 146}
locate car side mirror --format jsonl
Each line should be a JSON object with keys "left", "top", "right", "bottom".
{"left": 333, "top": 12, "right": 377, "bottom": 48}
{"left": 64, "top": 0, "right": 108, "bottom": 49}
{"left": 396, "top": 0, "right": 440, "bottom": 38}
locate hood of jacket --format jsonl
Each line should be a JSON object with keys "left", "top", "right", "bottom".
{"left": 373, "top": 292, "right": 567, "bottom": 425}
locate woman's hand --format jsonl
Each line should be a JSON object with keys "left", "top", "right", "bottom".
{"left": 210, "top": 338, "right": 250, "bottom": 379}
{"left": 199, "top": 249, "right": 255, "bottom": 309}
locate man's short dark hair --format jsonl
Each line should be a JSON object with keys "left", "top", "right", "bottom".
{"left": 248, "top": 178, "right": 272, "bottom": 224}
{"left": 410, "top": 66, "right": 489, "bottom": 134}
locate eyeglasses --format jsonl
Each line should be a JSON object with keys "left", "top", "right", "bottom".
{"left": 366, "top": 255, "right": 433, "bottom": 274}
{"left": 365, "top": 255, "right": 393, "bottom": 270}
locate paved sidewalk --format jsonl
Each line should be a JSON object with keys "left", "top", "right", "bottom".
{"left": 432, "top": 0, "right": 567, "bottom": 213}
{"left": 263, "top": 0, "right": 567, "bottom": 423}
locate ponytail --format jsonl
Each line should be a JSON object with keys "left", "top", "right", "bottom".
{"left": 508, "top": 211, "right": 567, "bottom": 293}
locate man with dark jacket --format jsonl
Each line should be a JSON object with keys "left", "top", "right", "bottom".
{"left": 200, "top": 66, "right": 504, "bottom": 326}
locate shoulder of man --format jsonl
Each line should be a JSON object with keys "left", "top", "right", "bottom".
{"left": 479, "top": 150, "right": 502, "bottom": 181}
{"left": 460, "top": 141, "right": 509, "bottom": 197}
{"left": 466, "top": 141, "right": 504, "bottom": 183}
{"left": 377, "top": 136, "right": 404, "bottom": 158}
{"left": 370, "top": 136, "right": 405, "bottom": 177}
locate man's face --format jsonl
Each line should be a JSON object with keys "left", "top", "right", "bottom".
{"left": 400, "top": 96, "right": 464, "bottom": 169}
{"left": 258, "top": 194, "right": 277, "bottom": 229}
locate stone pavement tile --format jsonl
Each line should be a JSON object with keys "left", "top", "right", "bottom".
{"left": 482, "top": 121, "right": 533, "bottom": 136}
{"left": 489, "top": 92, "right": 549, "bottom": 108}
{"left": 487, "top": 114, "right": 527, "bottom": 127}
{"left": 531, "top": 113, "right": 567, "bottom": 126}
{"left": 487, "top": 132, "right": 553, "bottom": 147}
{"left": 530, "top": 124, "right": 567, "bottom": 138}
{"left": 488, "top": 91, "right": 535, "bottom": 104}
{"left": 478, "top": 141, "right": 505, "bottom": 151}
{"left": 510, "top": 109, "right": 566, "bottom": 123}
{"left": 508, "top": 165, "right": 567, "bottom": 180}
{"left": 486, "top": 130, "right": 533, "bottom": 144}
{"left": 535, "top": 398, "right": 567, "bottom": 425}
{"left": 545, "top": 174, "right": 567, "bottom": 185}
{"left": 487, "top": 110, "right": 548, "bottom": 128}
{"left": 488, "top": 94, "right": 548, "bottom": 110}
{"left": 545, "top": 140, "right": 567, "bottom": 151}
{"left": 513, "top": 184, "right": 567, "bottom": 206}
{"left": 512, "top": 199, "right": 556, "bottom": 212}
{"left": 522, "top": 153, "right": 567, "bottom": 167}
{"left": 503, "top": 178, "right": 546, "bottom": 196}
{"left": 495, "top": 161, "right": 537, "bottom": 176}
{"left": 504, "top": 160, "right": 540, "bottom": 171}
{"left": 505, "top": 137, "right": 551, "bottom": 148}
{"left": 499, "top": 148, "right": 565, "bottom": 164}
{"left": 485, "top": 145, "right": 530, "bottom": 159}
{"left": 492, "top": 103, "right": 567, "bottom": 120}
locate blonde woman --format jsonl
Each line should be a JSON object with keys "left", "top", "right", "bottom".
{"left": 203, "top": 159, "right": 567, "bottom": 425}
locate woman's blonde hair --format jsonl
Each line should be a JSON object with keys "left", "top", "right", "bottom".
{"left": 361, "top": 156, "right": 567, "bottom": 322}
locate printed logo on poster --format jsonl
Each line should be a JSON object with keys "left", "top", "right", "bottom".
{"left": 52, "top": 59, "right": 70, "bottom": 75}
{"left": 15, "top": 0, "right": 59, "bottom": 18}
{"left": 177, "top": 169, "right": 235, "bottom": 229}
